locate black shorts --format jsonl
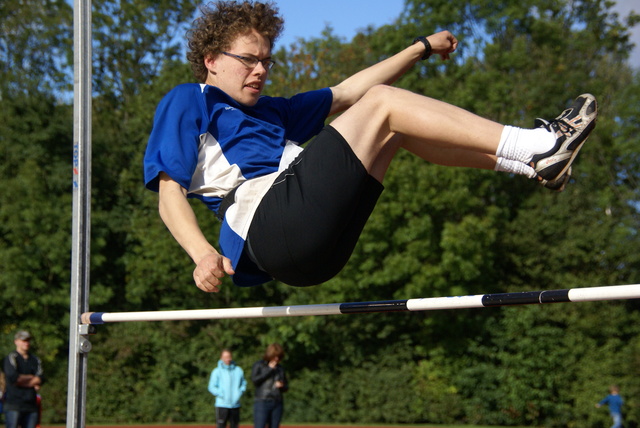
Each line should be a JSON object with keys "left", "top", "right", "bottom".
{"left": 245, "top": 125, "right": 384, "bottom": 286}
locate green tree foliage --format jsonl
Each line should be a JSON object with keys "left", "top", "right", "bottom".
{"left": 0, "top": 0, "right": 73, "bottom": 96}
{"left": 1, "top": 0, "right": 639, "bottom": 426}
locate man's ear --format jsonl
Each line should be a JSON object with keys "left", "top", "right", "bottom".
{"left": 204, "top": 54, "right": 217, "bottom": 72}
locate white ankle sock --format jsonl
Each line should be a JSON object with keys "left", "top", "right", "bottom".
{"left": 494, "top": 157, "right": 537, "bottom": 178}
{"left": 495, "top": 126, "right": 556, "bottom": 164}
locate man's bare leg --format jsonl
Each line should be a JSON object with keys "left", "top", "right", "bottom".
{"left": 331, "top": 85, "right": 504, "bottom": 181}
{"left": 330, "top": 85, "right": 596, "bottom": 188}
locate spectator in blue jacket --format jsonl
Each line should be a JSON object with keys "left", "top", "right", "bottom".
{"left": 596, "top": 385, "right": 624, "bottom": 428}
{"left": 208, "top": 349, "right": 247, "bottom": 428}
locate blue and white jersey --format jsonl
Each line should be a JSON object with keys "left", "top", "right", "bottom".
{"left": 144, "top": 83, "right": 333, "bottom": 286}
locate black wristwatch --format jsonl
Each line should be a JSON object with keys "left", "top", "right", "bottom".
{"left": 412, "top": 36, "right": 432, "bottom": 60}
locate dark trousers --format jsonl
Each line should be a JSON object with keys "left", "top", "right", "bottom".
{"left": 253, "top": 400, "right": 283, "bottom": 428}
{"left": 215, "top": 407, "right": 240, "bottom": 428}
{"left": 4, "top": 410, "right": 39, "bottom": 428}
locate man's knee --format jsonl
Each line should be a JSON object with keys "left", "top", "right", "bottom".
{"left": 338, "top": 84, "right": 401, "bottom": 133}
{"left": 360, "top": 84, "right": 400, "bottom": 105}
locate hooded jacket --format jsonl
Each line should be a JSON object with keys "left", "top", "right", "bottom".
{"left": 208, "top": 359, "right": 247, "bottom": 409}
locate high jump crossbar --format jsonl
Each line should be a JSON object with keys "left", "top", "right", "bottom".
{"left": 81, "top": 284, "right": 640, "bottom": 325}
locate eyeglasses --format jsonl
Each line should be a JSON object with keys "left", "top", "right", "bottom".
{"left": 221, "top": 52, "right": 276, "bottom": 70}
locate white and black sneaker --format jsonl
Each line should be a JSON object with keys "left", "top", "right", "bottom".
{"left": 531, "top": 94, "right": 598, "bottom": 189}
{"left": 533, "top": 117, "right": 572, "bottom": 192}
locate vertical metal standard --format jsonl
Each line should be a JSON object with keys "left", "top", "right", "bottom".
{"left": 67, "top": 0, "right": 92, "bottom": 427}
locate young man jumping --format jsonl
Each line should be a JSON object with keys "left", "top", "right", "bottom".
{"left": 144, "top": 1, "right": 597, "bottom": 291}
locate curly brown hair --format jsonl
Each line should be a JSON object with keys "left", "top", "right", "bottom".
{"left": 186, "top": 1, "right": 284, "bottom": 83}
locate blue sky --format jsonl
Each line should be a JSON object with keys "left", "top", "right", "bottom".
{"left": 273, "top": 0, "right": 405, "bottom": 48}
{"left": 613, "top": 0, "right": 640, "bottom": 69}
{"left": 271, "top": 0, "right": 639, "bottom": 69}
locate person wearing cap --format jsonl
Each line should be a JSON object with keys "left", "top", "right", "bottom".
{"left": 2, "top": 331, "right": 44, "bottom": 428}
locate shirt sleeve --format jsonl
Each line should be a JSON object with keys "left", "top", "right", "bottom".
{"left": 144, "top": 84, "right": 205, "bottom": 192}
{"left": 251, "top": 361, "right": 274, "bottom": 386}
{"left": 239, "top": 368, "right": 247, "bottom": 393}
{"left": 208, "top": 369, "right": 220, "bottom": 396}
{"left": 279, "top": 367, "right": 288, "bottom": 393}
{"left": 272, "top": 88, "right": 333, "bottom": 144}
{"left": 3, "top": 354, "right": 19, "bottom": 384}
{"left": 34, "top": 356, "right": 44, "bottom": 384}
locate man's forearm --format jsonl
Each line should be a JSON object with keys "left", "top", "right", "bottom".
{"left": 329, "top": 31, "right": 458, "bottom": 115}
{"left": 158, "top": 173, "right": 219, "bottom": 264}
{"left": 16, "top": 374, "right": 41, "bottom": 387}
{"left": 329, "top": 42, "right": 422, "bottom": 114}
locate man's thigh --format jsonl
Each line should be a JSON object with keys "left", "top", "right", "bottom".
{"left": 249, "top": 125, "right": 381, "bottom": 286}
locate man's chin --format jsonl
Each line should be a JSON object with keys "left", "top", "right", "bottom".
{"left": 239, "top": 97, "right": 260, "bottom": 107}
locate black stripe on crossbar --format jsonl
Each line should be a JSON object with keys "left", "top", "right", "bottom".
{"left": 340, "top": 300, "right": 408, "bottom": 314}
{"left": 482, "top": 289, "right": 571, "bottom": 306}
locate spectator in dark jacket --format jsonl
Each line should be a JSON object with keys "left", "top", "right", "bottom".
{"left": 3, "top": 331, "right": 44, "bottom": 428}
{"left": 251, "top": 344, "right": 287, "bottom": 428}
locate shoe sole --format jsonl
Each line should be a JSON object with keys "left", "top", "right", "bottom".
{"left": 543, "top": 166, "right": 572, "bottom": 192}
